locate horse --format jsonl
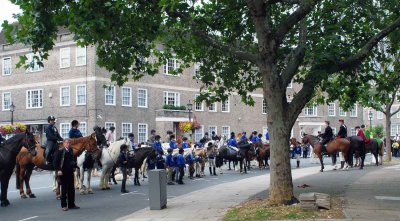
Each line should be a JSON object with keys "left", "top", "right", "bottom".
{"left": 75, "top": 127, "right": 108, "bottom": 194}
{"left": 127, "top": 147, "right": 157, "bottom": 186}
{"left": 238, "top": 140, "right": 255, "bottom": 171}
{"left": 99, "top": 138, "right": 131, "bottom": 190}
{"left": 216, "top": 144, "right": 247, "bottom": 173}
{"left": 255, "top": 142, "right": 270, "bottom": 169}
{"left": 364, "top": 139, "right": 380, "bottom": 166}
{"left": 302, "top": 134, "right": 351, "bottom": 172}
{"left": 348, "top": 136, "right": 366, "bottom": 169}
{"left": 194, "top": 147, "right": 207, "bottom": 177}
{"left": 15, "top": 133, "right": 101, "bottom": 199}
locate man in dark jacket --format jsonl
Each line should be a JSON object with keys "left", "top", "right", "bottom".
{"left": 337, "top": 119, "right": 347, "bottom": 138}
{"left": 118, "top": 144, "right": 129, "bottom": 193}
{"left": 54, "top": 139, "right": 79, "bottom": 211}
{"left": 45, "top": 116, "right": 63, "bottom": 165}
{"left": 320, "top": 121, "right": 333, "bottom": 152}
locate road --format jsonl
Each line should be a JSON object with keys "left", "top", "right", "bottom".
{"left": 0, "top": 156, "right": 367, "bottom": 221}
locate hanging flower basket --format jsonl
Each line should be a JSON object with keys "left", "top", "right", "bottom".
{"left": 191, "top": 114, "right": 202, "bottom": 130}
{"left": 179, "top": 121, "right": 192, "bottom": 133}
{"left": 0, "top": 123, "right": 27, "bottom": 136}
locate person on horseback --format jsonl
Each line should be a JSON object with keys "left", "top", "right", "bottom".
{"left": 105, "top": 126, "right": 115, "bottom": 145}
{"left": 45, "top": 116, "right": 64, "bottom": 165}
{"left": 128, "top": 133, "right": 136, "bottom": 151}
{"left": 228, "top": 132, "right": 237, "bottom": 147}
{"left": 240, "top": 132, "right": 247, "bottom": 142}
{"left": 148, "top": 129, "right": 156, "bottom": 146}
{"left": 251, "top": 131, "right": 259, "bottom": 143}
{"left": 117, "top": 144, "right": 129, "bottom": 193}
{"left": 68, "top": 120, "right": 82, "bottom": 139}
{"left": 265, "top": 130, "right": 270, "bottom": 143}
{"left": 181, "top": 137, "right": 189, "bottom": 149}
{"left": 164, "top": 130, "right": 173, "bottom": 143}
{"left": 319, "top": 121, "right": 333, "bottom": 154}
{"left": 169, "top": 134, "right": 178, "bottom": 149}
{"left": 337, "top": 119, "right": 347, "bottom": 138}
{"left": 211, "top": 131, "right": 219, "bottom": 141}
{"left": 153, "top": 135, "right": 163, "bottom": 154}
{"left": 358, "top": 125, "right": 371, "bottom": 144}
{"left": 203, "top": 132, "right": 211, "bottom": 142}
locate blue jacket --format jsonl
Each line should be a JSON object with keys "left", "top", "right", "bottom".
{"left": 294, "top": 146, "right": 302, "bottom": 155}
{"left": 147, "top": 156, "right": 156, "bottom": 170}
{"left": 129, "top": 137, "right": 136, "bottom": 151}
{"left": 153, "top": 141, "right": 163, "bottom": 154}
{"left": 176, "top": 154, "right": 186, "bottom": 167}
{"left": 169, "top": 140, "right": 178, "bottom": 149}
{"left": 182, "top": 142, "right": 189, "bottom": 149}
{"left": 69, "top": 128, "right": 83, "bottom": 139}
{"left": 240, "top": 135, "right": 247, "bottom": 142}
{"left": 156, "top": 155, "right": 165, "bottom": 169}
{"left": 196, "top": 142, "right": 203, "bottom": 148}
{"left": 251, "top": 136, "right": 259, "bottom": 143}
{"left": 166, "top": 154, "right": 174, "bottom": 167}
{"left": 228, "top": 138, "right": 237, "bottom": 147}
{"left": 265, "top": 132, "right": 269, "bottom": 140}
{"left": 185, "top": 154, "right": 194, "bottom": 164}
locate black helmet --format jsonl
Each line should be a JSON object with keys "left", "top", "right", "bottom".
{"left": 93, "top": 125, "right": 99, "bottom": 131}
{"left": 167, "top": 148, "right": 173, "bottom": 153}
{"left": 205, "top": 132, "right": 209, "bottom": 136}
{"left": 47, "top": 116, "right": 56, "bottom": 122}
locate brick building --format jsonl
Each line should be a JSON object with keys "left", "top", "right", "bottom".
{"left": 0, "top": 30, "right": 366, "bottom": 144}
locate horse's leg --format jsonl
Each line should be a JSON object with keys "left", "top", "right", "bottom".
{"left": 228, "top": 161, "right": 231, "bottom": 170}
{"left": 373, "top": 150, "right": 379, "bottom": 166}
{"left": 79, "top": 167, "right": 86, "bottom": 194}
{"left": 87, "top": 168, "right": 93, "bottom": 194}
{"left": 319, "top": 154, "right": 324, "bottom": 172}
{"left": 24, "top": 165, "right": 35, "bottom": 198}
{"left": 332, "top": 153, "right": 337, "bottom": 170}
{"left": 244, "top": 159, "right": 247, "bottom": 174}
{"left": 1, "top": 175, "right": 12, "bottom": 207}
{"left": 18, "top": 164, "right": 27, "bottom": 199}
{"left": 100, "top": 166, "right": 107, "bottom": 190}
{"left": 105, "top": 167, "right": 112, "bottom": 189}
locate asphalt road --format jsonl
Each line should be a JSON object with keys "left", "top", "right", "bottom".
{"left": 0, "top": 157, "right": 344, "bottom": 221}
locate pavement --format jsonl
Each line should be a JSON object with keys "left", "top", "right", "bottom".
{"left": 117, "top": 157, "right": 400, "bottom": 221}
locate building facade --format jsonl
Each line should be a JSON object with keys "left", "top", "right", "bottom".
{"left": 1, "top": 30, "right": 366, "bottom": 144}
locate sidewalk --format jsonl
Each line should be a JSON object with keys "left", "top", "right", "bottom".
{"left": 116, "top": 166, "right": 322, "bottom": 221}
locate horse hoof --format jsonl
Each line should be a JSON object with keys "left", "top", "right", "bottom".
{"left": 106, "top": 187, "right": 111, "bottom": 190}
{"left": 21, "top": 194, "right": 28, "bottom": 199}
{"left": 1, "top": 202, "right": 9, "bottom": 207}
{"left": 88, "top": 190, "right": 94, "bottom": 194}
{"left": 29, "top": 194, "right": 36, "bottom": 198}
{"left": 101, "top": 188, "right": 106, "bottom": 190}
{"left": 320, "top": 170, "right": 324, "bottom": 172}
{"left": 359, "top": 167, "right": 364, "bottom": 170}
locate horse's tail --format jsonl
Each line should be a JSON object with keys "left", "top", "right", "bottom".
{"left": 16, "top": 162, "right": 21, "bottom": 189}
{"left": 347, "top": 140, "right": 353, "bottom": 165}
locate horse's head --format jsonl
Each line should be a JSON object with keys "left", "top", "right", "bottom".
{"left": 23, "top": 130, "right": 37, "bottom": 156}
{"left": 95, "top": 127, "right": 108, "bottom": 148}
{"left": 302, "top": 134, "right": 310, "bottom": 145}
{"left": 87, "top": 133, "right": 100, "bottom": 154}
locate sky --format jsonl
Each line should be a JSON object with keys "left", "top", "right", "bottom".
{"left": 0, "top": 0, "right": 21, "bottom": 30}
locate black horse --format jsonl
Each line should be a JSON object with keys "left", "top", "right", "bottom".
{"left": 0, "top": 131, "right": 36, "bottom": 207}
{"left": 216, "top": 145, "right": 247, "bottom": 173}
{"left": 348, "top": 136, "right": 366, "bottom": 169}
{"left": 127, "top": 147, "right": 157, "bottom": 186}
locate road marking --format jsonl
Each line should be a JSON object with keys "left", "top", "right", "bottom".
{"left": 18, "top": 216, "right": 38, "bottom": 221}
{"left": 375, "top": 196, "right": 400, "bottom": 201}
{"left": 121, "top": 192, "right": 146, "bottom": 196}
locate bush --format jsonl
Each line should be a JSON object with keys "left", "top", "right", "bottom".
{"left": 162, "top": 104, "right": 186, "bottom": 110}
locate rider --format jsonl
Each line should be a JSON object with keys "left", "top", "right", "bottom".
{"left": 68, "top": 120, "right": 83, "bottom": 139}
{"left": 319, "top": 121, "right": 333, "bottom": 153}
{"left": 153, "top": 135, "right": 163, "bottom": 154}
{"left": 211, "top": 131, "right": 219, "bottom": 141}
{"left": 181, "top": 137, "right": 189, "bottom": 149}
{"left": 240, "top": 132, "right": 247, "bottom": 142}
{"left": 202, "top": 132, "right": 211, "bottom": 142}
{"left": 228, "top": 132, "right": 237, "bottom": 147}
{"left": 359, "top": 125, "right": 371, "bottom": 144}
{"left": 45, "top": 116, "right": 63, "bottom": 165}
{"left": 105, "top": 126, "right": 115, "bottom": 145}
{"left": 148, "top": 129, "right": 156, "bottom": 146}
{"left": 337, "top": 119, "right": 347, "bottom": 138}
{"left": 169, "top": 134, "right": 178, "bottom": 149}
{"left": 251, "top": 131, "right": 259, "bottom": 143}
{"left": 128, "top": 133, "right": 136, "bottom": 151}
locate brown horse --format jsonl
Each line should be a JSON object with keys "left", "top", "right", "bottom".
{"left": 255, "top": 142, "right": 270, "bottom": 169}
{"left": 302, "top": 134, "right": 351, "bottom": 172}
{"left": 15, "top": 134, "right": 100, "bottom": 199}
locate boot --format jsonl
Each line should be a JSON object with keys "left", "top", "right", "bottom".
{"left": 296, "top": 161, "right": 300, "bottom": 168}
{"left": 209, "top": 167, "right": 213, "bottom": 176}
{"left": 121, "top": 180, "right": 129, "bottom": 193}
{"left": 340, "top": 161, "right": 345, "bottom": 169}
{"left": 213, "top": 167, "right": 217, "bottom": 176}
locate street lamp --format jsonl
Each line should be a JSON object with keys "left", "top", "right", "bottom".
{"left": 368, "top": 110, "right": 373, "bottom": 131}
{"left": 187, "top": 100, "right": 193, "bottom": 122}
{"left": 10, "top": 102, "right": 15, "bottom": 125}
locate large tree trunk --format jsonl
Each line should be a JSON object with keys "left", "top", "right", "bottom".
{"left": 385, "top": 112, "right": 392, "bottom": 161}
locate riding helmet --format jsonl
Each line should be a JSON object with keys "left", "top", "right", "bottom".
{"left": 47, "top": 116, "right": 56, "bottom": 122}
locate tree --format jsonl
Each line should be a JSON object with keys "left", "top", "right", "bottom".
{"left": 3, "top": 0, "right": 400, "bottom": 205}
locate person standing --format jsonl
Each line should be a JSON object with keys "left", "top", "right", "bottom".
{"left": 117, "top": 144, "right": 129, "bottom": 193}
{"left": 165, "top": 148, "right": 175, "bottom": 185}
{"left": 164, "top": 131, "right": 173, "bottom": 143}
{"left": 148, "top": 130, "right": 156, "bottom": 146}
{"left": 176, "top": 148, "right": 186, "bottom": 184}
{"left": 68, "top": 120, "right": 83, "bottom": 139}
{"left": 105, "top": 126, "right": 115, "bottom": 145}
{"left": 45, "top": 116, "right": 64, "bottom": 165}
{"left": 337, "top": 119, "right": 347, "bottom": 169}
{"left": 54, "top": 139, "right": 79, "bottom": 211}
{"left": 207, "top": 143, "right": 217, "bottom": 176}
{"left": 293, "top": 142, "right": 302, "bottom": 168}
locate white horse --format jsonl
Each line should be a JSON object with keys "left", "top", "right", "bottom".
{"left": 99, "top": 138, "right": 131, "bottom": 190}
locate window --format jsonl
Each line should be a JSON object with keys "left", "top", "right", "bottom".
{"left": 339, "top": 107, "right": 346, "bottom": 116}
{"left": 397, "top": 110, "right": 400, "bottom": 119}
{"left": 163, "top": 58, "right": 178, "bottom": 75}
{"left": 163, "top": 91, "right": 180, "bottom": 106}
{"left": 105, "top": 86, "right": 116, "bottom": 105}
{"left": 105, "top": 122, "right": 116, "bottom": 141}
{"left": 262, "top": 127, "right": 268, "bottom": 141}
{"left": 122, "top": 123, "right": 132, "bottom": 138}
{"left": 60, "top": 47, "right": 70, "bottom": 68}
{"left": 287, "top": 81, "right": 293, "bottom": 88}
{"left": 195, "top": 127, "right": 204, "bottom": 142}
{"left": 350, "top": 128, "right": 357, "bottom": 136}
{"left": 60, "top": 123, "right": 70, "bottom": 139}
{"left": 26, "top": 53, "right": 43, "bottom": 72}
{"left": 391, "top": 124, "right": 400, "bottom": 136}
{"left": 221, "top": 126, "right": 230, "bottom": 138}
{"left": 2, "top": 92, "right": 11, "bottom": 110}
{"left": 221, "top": 98, "right": 230, "bottom": 112}
{"left": 208, "top": 126, "right": 217, "bottom": 136}
{"left": 26, "top": 89, "right": 43, "bottom": 109}
{"left": 195, "top": 94, "right": 203, "bottom": 111}
{"left": 208, "top": 102, "right": 217, "bottom": 112}
{"left": 79, "top": 122, "right": 87, "bottom": 136}
{"left": 138, "top": 89, "right": 148, "bottom": 108}
{"left": 328, "top": 103, "right": 335, "bottom": 116}
{"left": 377, "top": 111, "right": 384, "bottom": 120}
{"left": 2, "top": 57, "right": 11, "bottom": 76}
{"left": 76, "top": 46, "right": 86, "bottom": 66}
{"left": 121, "top": 87, "right": 132, "bottom": 107}
{"left": 60, "top": 86, "right": 70, "bottom": 106}
{"left": 332, "top": 127, "right": 337, "bottom": 135}
{"left": 262, "top": 99, "right": 267, "bottom": 114}
{"left": 194, "top": 63, "right": 201, "bottom": 76}
{"left": 76, "top": 85, "right": 86, "bottom": 105}
{"left": 138, "top": 123, "right": 148, "bottom": 143}
{"left": 350, "top": 104, "right": 357, "bottom": 117}
{"left": 304, "top": 106, "right": 317, "bottom": 116}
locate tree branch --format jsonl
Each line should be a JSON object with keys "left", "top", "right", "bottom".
{"left": 267, "top": 0, "right": 300, "bottom": 4}
{"left": 391, "top": 106, "right": 400, "bottom": 117}
{"left": 246, "top": 0, "right": 270, "bottom": 57}
{"left": 274, "top": 0, "right": 317, "bottom": 46}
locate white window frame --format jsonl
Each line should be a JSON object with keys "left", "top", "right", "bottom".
{"left": 194, "top": 62, "right": 201, "bottom": 76}
{"left": 105, "top": 122, "right": 116, "bottom": 141}
{"left": 137, "top": 88, "right": 148, "bottom": 108}
{"left": 138, "top": 123, "right": 148, "bottom": 143}
{"left": 79, "top": 122, "right": 87, "bottom": 136}
{"left": 221, "top": 126, "right": 230, "bottom": 138}
{"left": 208, "top": 125, "right": 217, "bottom": 136}
{"left": 60, "top": 123, "right": 70, "bottom": 139}
{"left": 328, "top": 103, "right": 335, "bottom": 116}
{"left": 195, "top": 94, "right": 204, "bottom": 111}
{"left": 59, "top": 47, "right": 70, "bottom": 68}
{"left": 262, "top": 99, "right": 267, "bottom": 114}
{"left": 377, "top": 111, "right": 384, "bottom": 120}
{"left": 350, "top": 128, "right": 357, "bottom": 136}
{"left": 350, "top": 104, "right": 357, "bottom": 117}
{"left": 121, "top": 122, "right": 133, "bottom": 138}
{"left": 208, "top": 102, "right": 217, "bottom": 112}
{"left": 221, "top": 98, "right": 230, "bottom": 113}
{"left": 304, "top": 105, "right": 317, "bottom": 116}
{"left": 332, "top": 127, "right": 337, "bottom": 135}
{"left": 163, "top": 57, "right": 179, "bottom": 76}
{"left": 76, "top": 84, "right": 87, "bottom": 105}
{"left": 26, "top": 53, "right": 43, "bottom": 73}
{"left": 163, "top": 91, "right": 180, "bottom": 106}
{"left": 195, "top": 126, "right": 204, "bottom": 142}
{"left": 121, "top": 87, "right": 132, "bottom": 107}
{"left": 26, "top": 89, "right": 43, "bottom": 109}
{"left": 2, "top": 92, "right": 11, "bottom": 111}
{"left": 2, "top": 57, "right": 12, "bottom": 76}
{"left": 262, "top": 127, "right": 268, "bottom": 141}
{"left": 76, "top": 46, "right": 87, "bottom": 66}
{"left": 339, "top": 107, "right": 347, "bottom": 117}
{"left": 105, "top": 86, "right": 116, "bottom": 106}
{"left": 59, "top": 86, "right": 70, "bottom": 106}
{"left": 397, "top": 109, "right": 400, "bottom": 119}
